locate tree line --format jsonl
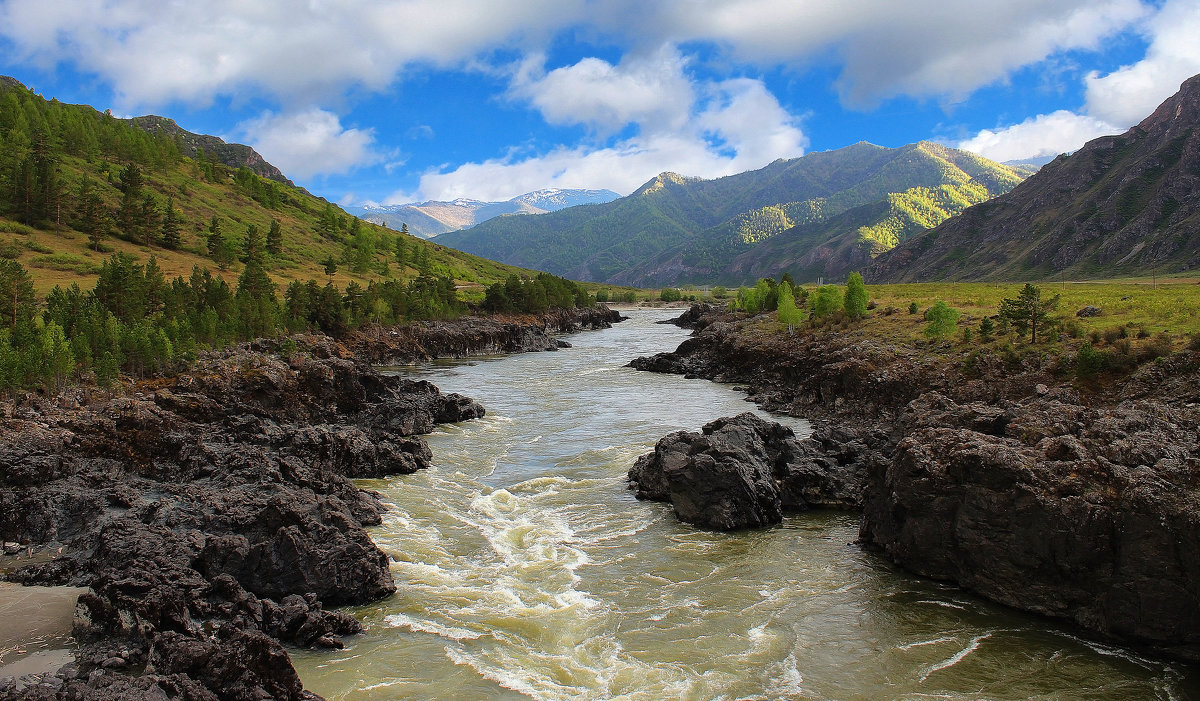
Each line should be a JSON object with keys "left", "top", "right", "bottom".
{"left": 0, "top": 250, "right": 467, "bottom": 392}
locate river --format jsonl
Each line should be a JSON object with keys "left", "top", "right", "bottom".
{"left": 292, "top": 309, "right": 1197, "bottom": 700}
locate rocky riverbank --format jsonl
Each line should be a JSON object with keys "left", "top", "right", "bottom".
{"left": 630, "top": 305, "right": 1200, "bottom": 660}
{"left": 344, "top": 305, "right": 624, "bottom": 365}
{"left": 0, "top": 308, "right": 618, "bottom": 699}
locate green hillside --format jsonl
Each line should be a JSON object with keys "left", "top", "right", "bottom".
{"left": 439, "top": 142, "right": 1025, "bottom": 286}
{"left": 0, "top": 76, "right": 524, "bottom": 296}
{"left": 0, "top": 77, "right": 589, "bottom": 393}
{"left": 869, "top": 74, "right": 1200, "bottom": 282}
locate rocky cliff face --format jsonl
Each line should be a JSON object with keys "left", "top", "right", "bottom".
{"left": 871, "top": 73, "right": 1200, "bottom": 281}
{"left": 127, "top": 115, "right": 293, "bottom": 186}
{"left": 631, "top": 305, "right": 1200, "bottom": 658}
{"left": 860, "top": 392, "right": 1200, "bottom": 655}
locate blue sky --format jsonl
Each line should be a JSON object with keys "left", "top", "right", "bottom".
{"left": 2, "top": 1, "right": 1198, "bottom": 207}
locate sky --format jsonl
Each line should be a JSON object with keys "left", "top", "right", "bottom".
{"left": 2, "top": 0, "right": 1199, "bottom": 208}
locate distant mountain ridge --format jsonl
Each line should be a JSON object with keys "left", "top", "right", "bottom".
{"left": 438, "top": 142, "right": 1026, "bottom": 285}
{"left": 870, "top": 73, "right": 1200, "bottom": 282}
{"left": 349, "top": 188, "right": 620, "bottom": 238}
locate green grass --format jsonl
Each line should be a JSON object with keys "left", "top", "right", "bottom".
{"left": 27, "top": 252, "right": 105, "bottom": 275}
{"left": 774, "top": 280, "right": 1200, "bottom": 363}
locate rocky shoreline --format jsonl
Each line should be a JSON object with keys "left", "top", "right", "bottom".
{"left": 0, "top": 307, "right": 620, "bottom": 700}
{"left": 629, "top": 305, "right": 1200, "bottom": 660}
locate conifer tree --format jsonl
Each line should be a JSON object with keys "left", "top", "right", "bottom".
{"left": 0, "top": 260, "right": 36, "bottom": 331}
{"left": 160, "top": 197, "right": 181, "bottom": 249}
{"left": 266, "top": 219, "right": 283, "bottom": 255}
{"left": 206, "top": 216, "right": 222, "bottom": 257}
{"left": 243, "top": 223, "right": 264, "bottom": 264}
{"left": 139, "top": 193, "right": 160, "bottom": 246}
{"left": 998, "top": 284, "right": 1059, "bottom": 343}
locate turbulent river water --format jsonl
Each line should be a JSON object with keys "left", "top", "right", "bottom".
{"left": 293, "top": 309, "right": 1198, "bottom": 700}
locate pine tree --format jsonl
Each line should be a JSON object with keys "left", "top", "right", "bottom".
{"left": 160, "top": 197, "right": 181, "bottom": 249}
{"left": 116, "top": 163, "right": 144, "bottom": 239}
{"left": 998, "top": 284, "right": 1059, "bottom": 344}
{"left": 266, "top": 219, "right": 283, "bottom": 255}
{"left": 139, "top": 193, "right": 160, "bottom": 246}
{"left": 206, "top": 216, "right": 223, "bottom": 257}
{"left": 242, "top": 223, "right": 264, "bottom": 264}
{"left": 0, "top": 260, "right": 36, "bottom": 331}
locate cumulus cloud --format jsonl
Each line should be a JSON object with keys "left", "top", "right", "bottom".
{"left": 1083, "top": 0, "right": 1200, "bottom": 126}
{"left": 956, "top": 110, "right": 1118, "bottom": 162}
{"left": 407, "top": 76, "right": 807, "bottom": 201}
{"left": 513, "top": 47, "right": 695, "bottom": 133}
{"left": 957, "top": 0, "right": 1200, "bottom": 162}
{"left": 0, "top": 0, "right": 1152, "bottom": 111}
{"left": 240, "top": 109, "right": 378, "bottom": 179}
{"left": 0, "top": 0, "right": 585, "bottom": 109}
{"left": 600, "top": 0, "right": 1148, "bottom": 106}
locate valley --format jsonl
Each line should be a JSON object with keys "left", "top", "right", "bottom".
{"left": 0, "top": 31, "right": 1199, "bottom": 701}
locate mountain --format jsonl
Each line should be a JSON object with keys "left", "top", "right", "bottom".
{"left": 349, "top": 188, "right": 620, "bottom": 238}
{"left": 0, "top": 76, "right": 529, "bottom": 293}
{"left": 438, "top": 142, "right": 1025, "bottom": 285}
{"left": 870, "top": 74, "right": 1200, "bottom": 282}
{"left": 1002, "top": 157, "right": 1052, "bottom": 178}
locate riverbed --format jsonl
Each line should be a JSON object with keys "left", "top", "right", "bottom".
{"left": 293, "top": 309, "right": 1197, "bottom": 700}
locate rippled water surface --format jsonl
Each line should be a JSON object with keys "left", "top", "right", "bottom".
{"left": 293, "top": 309, "right": 1198, "bottom": 700}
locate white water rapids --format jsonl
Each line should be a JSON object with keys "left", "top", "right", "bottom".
{"left": 292, "top": 309, "right": 1196, "bottom": 700}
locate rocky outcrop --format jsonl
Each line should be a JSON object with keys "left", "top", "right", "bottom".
{"left": 629, "top": 413, "right": 864, "bottom": 530}
{"left": 632, "top": 307, "right": 1200, "bottom": 657}
{"left": 0, "top": 333, "right": 484, "bottom": 699}
{"left": 657, "top": 303, "right": 723, "bottom": 330}
{"left": 861, "top": 392, "right": 1200, "bottom": 658}
{"left": 345, "top": 306, "right": 623, "bottom": 365}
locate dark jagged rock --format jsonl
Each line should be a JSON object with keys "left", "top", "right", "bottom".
{"left": 345, "top": 306, "right": 624, "bottom": 365}
{"left": 629, "top": 413, "right": 863, "bottom": 530}
{"left": 630, "top": 307, "right": 1200, "bottom": 657}
{"left": 659, "top": 303, "right": 723, "bottom": 330}
{"left": 0, "top": 333, "right": 485, "bottom": 699}
{"left": 860, "top": 393, "right": 1200, "bottom": 658}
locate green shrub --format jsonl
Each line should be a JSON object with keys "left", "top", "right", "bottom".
{"left": 810, "top": 285, "right": 843, "bottom": 318}
{"left": 1075, "top": 342, "right": 1105, "bottom": 378}
{"left": 28, "top": 254, "right": 103, "bottom": 274}
{"left": 843, "top": 272, "right": 868, "bottom": 320}
{"left": 923, "top": 300, "right": 960, "bottom": 341}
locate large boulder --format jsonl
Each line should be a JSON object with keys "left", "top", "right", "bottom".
{"left": 630, "top": 413, "right": 864, "bottom": 530}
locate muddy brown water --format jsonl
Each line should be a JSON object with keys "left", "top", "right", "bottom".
{"left": 276, "top": 308, "right": 1197, "bottom": 699}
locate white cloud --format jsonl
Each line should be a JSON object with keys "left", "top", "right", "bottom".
{"left": 957, "top": 0, "right": 1200, "bottom": 162}
{"left": 602, "top": 0, "right": 1149, "bottom": 106}
{"left": 0, "top": 0, "right": 587, "bottom": 109}
{"left": 240, "top": 109, "right": 378, "bottom": 179}
{"left": 956, "top": 110, "right": 1118, "bottom": 162}
{"left": 1083, "top": 0, "right": 1200, "bottom": 126}
{"left": 513, "top": 47, "right": 695, "bottom": 133}
{"left": 406, "top": 77, "right": 806, "bottom": 202}
{"left": 0, "top": 0, "right": 1152, "bottom": 111}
